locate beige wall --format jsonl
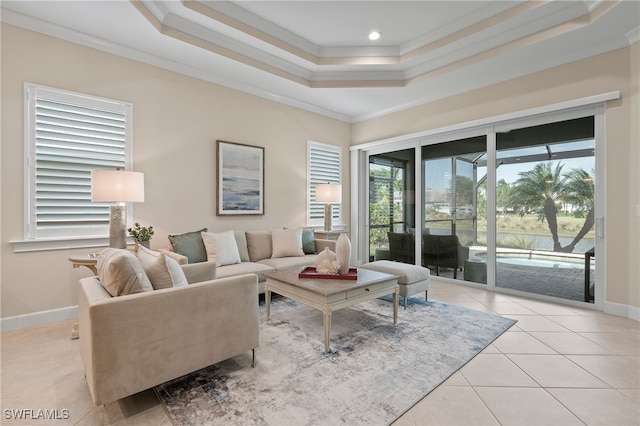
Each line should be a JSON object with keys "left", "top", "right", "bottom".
{"left": 2, "top": 23, "right": 637, "bottom": 321}
{"left": 353, "top": 45, "right": 640, "bottom": 310}
{"left": 1, "top": 24, "right": 351, "bottom": 318}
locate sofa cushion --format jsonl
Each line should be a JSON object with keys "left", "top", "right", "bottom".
{"left": 302, "top": 228, "right": 317, "bottom": 254}
{"left": 359, "top": 260, "right": 430, "bottom": 285}
{"left": 258, "top": 255, "right": 316, "bottom": 271}
{"left": 271, "top": 228, "right": 304, "bottom": 258}
{"left": 97, "top": 248, "right": 153, "bottom": 296}
{"left": 246, "top": 231, "right": 272, "bottom": 262}
{"left": 215, "top": 262, "right": 274, "bottom": 282}
{"left": 234, "top": 230, "right": 250, "bottom": 262}
{"left": 168, "top": 228, "right": 208, "bottom": 263}
{"left": 137, "top": 246, "right": 187, "bottom": 289}
{"left": 202, "top": 230, "right": 242, "bottom": 266}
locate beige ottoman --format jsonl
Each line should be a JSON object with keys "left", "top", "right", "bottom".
{"left": 359, "top": 260, "right": 430, "bottom": 309}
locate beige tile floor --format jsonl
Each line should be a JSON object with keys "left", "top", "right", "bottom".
{"left": 2, "top": 279, "right": 638, "bottom": 425}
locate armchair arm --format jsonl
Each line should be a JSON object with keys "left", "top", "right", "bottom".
{"left": 180, "top": 261, "right": 217, "bottom": 283}
{"left": 160, "top": 248, "right": 188, "bottom": 265}
{"left": 315, "top": 238, "right": 336, "bottom": 252}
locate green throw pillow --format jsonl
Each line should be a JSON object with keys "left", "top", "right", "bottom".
{"left": 302, "top": 228, "right": 317, "bottom": 254}
{"left": 168, "top": 228, "right": 208, "bottom": 263}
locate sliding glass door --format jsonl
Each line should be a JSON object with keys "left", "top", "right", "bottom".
{"left": 355, "top": 105, "right": 603, "bottom": 306}
{"left": 422, "top": 136, "right": 487, "bottom": 282}
{"left": 494, "top": 117, "right": 596, "bottom": 302}
{"left": 368, "top": 149, "right": 415, "bottom": 263}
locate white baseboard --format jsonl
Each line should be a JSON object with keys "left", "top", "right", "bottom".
{"left": 1, "top": 299, "right": 638, "bottom": 333}
{"left": 603, "top": 300, "right": 640, "bottom": 321}
{"left": 628, "top": 305, "right": 640, "bottom": 322}
{"left": 1, "top": 306, "right": 78, "bottom": 333}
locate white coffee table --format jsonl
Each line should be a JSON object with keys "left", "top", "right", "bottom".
{"left": 265, "top": 268, "right": 399, "bottom": 352}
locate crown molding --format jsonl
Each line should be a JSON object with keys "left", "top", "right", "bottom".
{"left": 181, "top": 0, "right": 321, "bottom": 59}
{"left": 1, "top": 8, "right": 352, "bottom": 122}
{"left": 131, "top": 0, "right": 624, "bottom": 89}
{"left": 3, "top": 1, "right": 635, "bottom": 122}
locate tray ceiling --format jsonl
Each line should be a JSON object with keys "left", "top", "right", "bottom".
{"left": 2, "top": 1, "right": 638, "bottom": 122}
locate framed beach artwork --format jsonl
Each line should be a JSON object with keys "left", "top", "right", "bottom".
{"left": 216, "top": 140, "right": 265, "bottom": 215}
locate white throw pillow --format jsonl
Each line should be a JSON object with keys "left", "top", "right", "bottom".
{"left": 201, "top": 230, "right": 242, "bottom": 266}
{"left": 165, "top": 254, "right": 188, "bottom": 287}
{"left": 137, "top": 246, "right": 188, "bottom": 289}
{"left": 271, "top": 228, "right": 305, "bottom": 258}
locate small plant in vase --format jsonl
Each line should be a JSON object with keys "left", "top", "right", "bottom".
{"left": 128, "top": 222, "right": 154, "bottom": 250}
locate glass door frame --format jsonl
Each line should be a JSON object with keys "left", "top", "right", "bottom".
{"left": 351, "top": 100, "right": 608, "bottom": 311}
{"left": 492, "top": 107, "right": 605, "bottom": 306}
{"left": 368, "top": 153, "right": 412, "bottom": 262}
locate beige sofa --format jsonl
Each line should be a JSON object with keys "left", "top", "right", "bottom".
{"left": 78, "top": 261, "right": 259, "bottom": 406}
{"left": 168, "top": 229, "right": 336, "bottom": 293}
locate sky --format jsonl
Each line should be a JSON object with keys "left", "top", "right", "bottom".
{"left": 426, "top": 156, "right": 595, "bottom": 192}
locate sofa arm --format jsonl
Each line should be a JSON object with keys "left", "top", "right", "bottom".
{"left": 180, "top": 261, "right": 216, "bottom": 283}
{"left": 78, "top": 274, "right": 259, "bottom": 406}
{"left": 315, "top": 238, "right": 336, "bottom": 252}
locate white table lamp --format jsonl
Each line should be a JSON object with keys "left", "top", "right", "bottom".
{"left": 91, "top": 170, "right": 145, "bottom": 248}
{"left": 316, "top": 183, "right": 342, "bottom": 231}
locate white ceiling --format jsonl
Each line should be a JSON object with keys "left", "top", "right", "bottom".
{"left": 2, "top": 1, "right": 639, "bottom": 123}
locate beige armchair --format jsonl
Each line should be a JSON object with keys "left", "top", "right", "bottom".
{"left": 78, "top": 269, "right": 259, "bottom": 406}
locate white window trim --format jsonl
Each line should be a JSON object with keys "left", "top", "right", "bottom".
{"left": 11, "top": 83, "right": 133, "bottom": 252}
{"left": 307, "top": 140, "right": 343, "bottom": 228}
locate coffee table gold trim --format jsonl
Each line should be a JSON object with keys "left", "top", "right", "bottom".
{"left": 265, "top": 268, "right": 399, "bottom": 352}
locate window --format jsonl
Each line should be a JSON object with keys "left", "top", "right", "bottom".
{"left": 307, "top": 140, "right": 342, "bottom": 226}
{"left": 23, "top": 83, "right": 132, "bottom": 242}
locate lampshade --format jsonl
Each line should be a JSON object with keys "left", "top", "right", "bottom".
{"left": 315, "top": 183, "right": 342, "bottom": 203}
{"left": 91, "top": 170, "right": 145, "bottom": 203}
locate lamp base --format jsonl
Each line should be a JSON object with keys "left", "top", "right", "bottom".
{"left": 324, "top": 203, "right": 333, "bottom": 231}
{"left": 109, "top": 205, "right": 127, "bottom": 249}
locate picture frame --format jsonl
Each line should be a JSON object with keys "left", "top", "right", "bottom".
{"left": 216, "top": 140, "right": 265, "bottom": 215}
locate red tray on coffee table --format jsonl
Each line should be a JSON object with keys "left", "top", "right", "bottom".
{"left": 298, "top": 266, "right": 358, "bottom": 280}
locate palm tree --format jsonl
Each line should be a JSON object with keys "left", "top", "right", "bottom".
{"left": 510, "top": 162, "right": 595, "bottom": 253}
{"left": 562, "top": 168, "right": 595, "bottom": 252}
{"left": 496, "top": 178, "right": 512, "bottom": 214}
{"left": 511, "top": 162, "right": 568, "bottom": 251}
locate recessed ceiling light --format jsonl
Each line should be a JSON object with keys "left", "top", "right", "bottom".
{"left": 368, "top": 31, "right": 381, "bottom": 41}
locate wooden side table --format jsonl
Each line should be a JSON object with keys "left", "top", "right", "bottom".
{"left": 68, "top": 253, "right": 100, "bottom": 339}
{"left": 69, "top": 253, "right": 99, "bottom": 275}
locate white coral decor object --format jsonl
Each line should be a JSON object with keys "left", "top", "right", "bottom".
{"left": 317, "top": 259, "right": 340, "bottom": 275}
{"left": 316, "top": 247, "right": 340, "bottom": 274}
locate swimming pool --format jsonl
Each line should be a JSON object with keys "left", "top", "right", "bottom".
{"left": 476, "top": 252, "right": 586, "bottom": 270}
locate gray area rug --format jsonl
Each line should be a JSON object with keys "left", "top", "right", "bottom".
{"left": 155, "top": 296, "right": 516, "bottom": 425}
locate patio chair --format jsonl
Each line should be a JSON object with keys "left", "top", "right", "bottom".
{"left": 387, "top": 232, "right": 415, "bottom": 264}
{"left": 422, "top": 234, "right": 469, "bottom": 279}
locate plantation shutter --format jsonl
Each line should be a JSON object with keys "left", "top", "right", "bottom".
{"left": 308, "top": 142, "right": 342, "bottom": 223}
{"left": 26, "top": 84, "right": 131, "bottom": 239}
